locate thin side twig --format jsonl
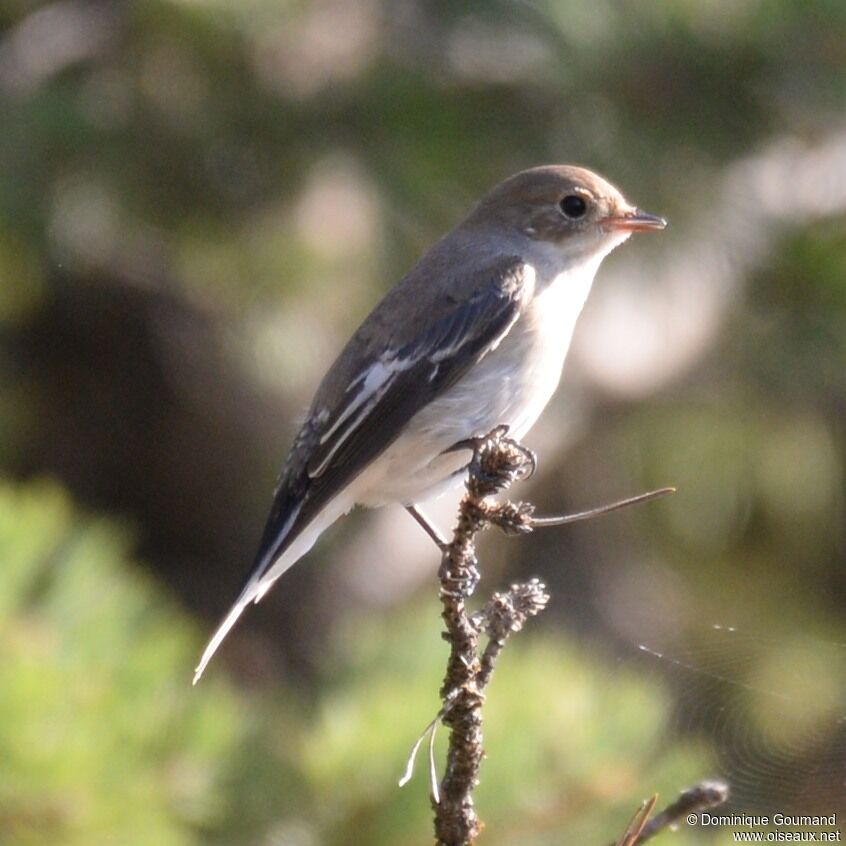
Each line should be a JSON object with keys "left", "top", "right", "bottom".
{"left": 475, "top": 579, "right": 549, "bottom": 690}
{"left": 530, "top": 487, "right": 675, "bottom": 528}
{"left": 616, "top": 795, "right": 659, "bottom": 846}
{"left": 632, "top": 780, "right": 730, "bottom": 844}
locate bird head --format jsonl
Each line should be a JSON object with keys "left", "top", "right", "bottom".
{"left": 470, "top": 165, "right": 666, "bottom": 262}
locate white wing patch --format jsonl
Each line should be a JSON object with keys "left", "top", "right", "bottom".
{"left": 318, "top": 361, "right": 392, "bottom": 445}
{"left": 309, "top": 353, "right": 415, "bottom": 478}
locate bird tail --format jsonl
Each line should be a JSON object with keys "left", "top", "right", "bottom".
{"left": 192, "top": 492, "right": 352, "bottom": 684}
{"left": 193, "top": 588, "right": 256, "bottom": 684}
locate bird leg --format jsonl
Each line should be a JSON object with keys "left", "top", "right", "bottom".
{"left": 406, "top": 504, "right": 449, "bottom": 552}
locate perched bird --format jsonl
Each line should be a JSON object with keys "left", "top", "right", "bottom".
{"left": 194, "top": 165, "right": 665, "bottom": 682}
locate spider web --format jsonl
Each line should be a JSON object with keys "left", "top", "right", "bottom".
{"left": 629, "top": 624, "right": 846, "bottom": 816}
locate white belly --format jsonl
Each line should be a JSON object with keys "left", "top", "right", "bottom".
{"left": 352, "top": 257, "right": 599, "bottom": 507}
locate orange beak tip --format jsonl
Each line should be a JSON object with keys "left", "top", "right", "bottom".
{"left": 605, "top": 209, "right": 667, "bottom": 232}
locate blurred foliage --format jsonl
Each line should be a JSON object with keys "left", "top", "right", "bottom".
{"left": 0, "top": 479, "right": 243, "bottom": 844}
{"left": 0, "top": 478, "right": 729, "bottom": 845}
{"left": 1, "top": 0, "right": 845, "bottom": 842}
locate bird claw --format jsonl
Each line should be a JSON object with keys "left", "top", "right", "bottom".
{"left": 460, "top": 426, "right": 537, "bottom": 492}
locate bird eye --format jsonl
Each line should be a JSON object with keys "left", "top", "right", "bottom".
{"left": 560, "top": 194, "right": 587, "bottom": 219}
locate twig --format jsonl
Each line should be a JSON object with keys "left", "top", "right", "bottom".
{"left": 476, "top": 579, "right": 549, "bottom": 690}
{"left": 531, "top": 488, "right": 675, "bottom": 528}
{"left": 428, "top": 425, "right": 678, "bottom": 845}
{"left": 434, "top": 427, "right": 530, "bottom": 845}
{"left": 632, "top": 780, "right": 730, "bottom": 844}
{"left": 616, "top": 795, "right": 659, "bottom": 846}
{"left": 464, "top": 487, "right": 676, "bottom": 538}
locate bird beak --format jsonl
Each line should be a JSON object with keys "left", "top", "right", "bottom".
{"left": 603, "top": 207, "right": 667, "bottom": 232}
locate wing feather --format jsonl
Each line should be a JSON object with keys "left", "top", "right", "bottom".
{"left": 243, "top": 257, "right": 527, "bottom": 595}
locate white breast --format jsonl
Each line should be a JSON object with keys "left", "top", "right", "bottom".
{"left": 497, "top": 255, "right": 600, "bottom": 437}
{"left": 352, "top": 253, "right": 604, "bottom": 507}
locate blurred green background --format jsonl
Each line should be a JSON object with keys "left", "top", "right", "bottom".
{"left": 1, "top": 1, "right": 845, "bottom": 843}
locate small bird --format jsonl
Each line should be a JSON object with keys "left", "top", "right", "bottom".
{"left": 194, "top": 165, "right": 665, "bottom": 682}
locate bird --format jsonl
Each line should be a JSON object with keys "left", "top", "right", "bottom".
{"left": 194, "top": 164, "right": 666, "bottom": 683}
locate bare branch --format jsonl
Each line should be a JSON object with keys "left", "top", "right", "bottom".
{"left": 434, "top": 426, "right": 538, "bottom": 845}
{"left": 425, "top": 426, "right": 686, "bottom": 845}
